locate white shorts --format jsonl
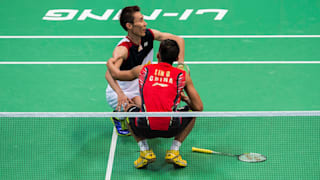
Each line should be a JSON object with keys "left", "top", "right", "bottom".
{"left": 106, "top": 81, "right": 140, "bottom": 110}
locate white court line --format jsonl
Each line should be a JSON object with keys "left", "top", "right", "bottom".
{"left": 184, "top": 61, "right": 320, "bottom": 64}
{"left": 0, "top": 35, "right": 320, "bottom": 38}
{"left": 1, "top": 61, "right": 320, "bottom": 64}
{"left": 105, "top": 127, "right": 118, "bottom": 180}
{"left": 2, "top": 111, "right": 320, "bottom": 117}
{"left": 0, "top": 36, "right": 124, "bottom": 39}
{"left": 0, "top": 61, "right": 107, "bottom": 64}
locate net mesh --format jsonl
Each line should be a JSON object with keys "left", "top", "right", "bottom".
{"left": 1, "top": 111, "right": 320, "bottom": 180}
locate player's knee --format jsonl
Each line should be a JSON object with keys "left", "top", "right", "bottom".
{"left": 125, "top": 104, "right": 140, "bottom": 112}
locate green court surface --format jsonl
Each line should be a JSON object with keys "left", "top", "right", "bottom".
{"left": 1, "top": 0, "right": 320, "bottom": 179}
{"left": 1, "top": 116, "right": 319, "bottom": 179}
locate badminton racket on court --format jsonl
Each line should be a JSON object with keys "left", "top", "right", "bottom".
{"left": 192, "top": 147, "right": 267, "bottom": 163}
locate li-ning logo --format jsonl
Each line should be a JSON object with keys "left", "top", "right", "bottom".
{"left": 42, "top": 9, "right": 228, "bottom": 21}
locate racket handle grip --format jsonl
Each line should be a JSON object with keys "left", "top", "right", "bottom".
{"left": 192, "top": 147, "right": 213, "bottom": 154}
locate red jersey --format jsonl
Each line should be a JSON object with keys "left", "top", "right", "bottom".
{"left": 139, "top": 62, "right": 186, "bottom": 130}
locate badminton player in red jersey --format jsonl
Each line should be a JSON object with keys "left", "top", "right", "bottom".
{"left": 108, "top": 39, "right": 203, "bottom": 168}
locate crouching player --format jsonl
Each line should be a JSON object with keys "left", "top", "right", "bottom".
{"left": 108, "top": 39, "right": 203, "bottom": 168}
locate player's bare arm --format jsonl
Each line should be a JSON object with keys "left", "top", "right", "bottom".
{"left": 106, "top": 46, "right": 128, "bottom": 92}
{"left": 106, "top": 46, "right": 133, "bottom": 111}
{"left": 108, "top": 63, "right": 143, "bottom": 81}
{"left": 107, "top": 45, "right": 142, "bottom": 81}
{"left": 183, "top": 73, "right": 203, "bottom": 111}
{"left": 151, "top": 29, "right": 185, "bottom": 63}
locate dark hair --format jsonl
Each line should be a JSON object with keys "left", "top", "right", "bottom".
{"left": 159, "top": 39, "right": 180, "bottom": 64}
{"left": 120, "top": 6, "right": 140, "bottom": 31}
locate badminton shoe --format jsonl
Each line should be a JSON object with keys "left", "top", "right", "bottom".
{"left": 165, "top": 150, "right": 187, "bottom": 167}
{"left": 134, "top": 150, "right": 156, "bottom": 169}
{"left": 110, "top": 117, "right": 131, "bottom": 136}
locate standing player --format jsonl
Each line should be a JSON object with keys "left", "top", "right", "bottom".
{"left": 106, "top": 6, "right": 185, "bottom": 136}
{"left": 108, "top": 39, "right": 203, "bottom": 168}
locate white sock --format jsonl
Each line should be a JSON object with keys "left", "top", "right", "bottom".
{"left": 138, "top": 140, "right": 149, "bottom": 151}
{"left": 170, "top": 140, "right": 182, "bottom": 151}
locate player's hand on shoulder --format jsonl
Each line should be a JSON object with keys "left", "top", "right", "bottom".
{"left": 133, "top": 65, "right": 144, "bottom": 73}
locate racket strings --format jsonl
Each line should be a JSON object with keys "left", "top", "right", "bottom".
{"left": 238, "top": 153, "right": 266, "bottom": 162}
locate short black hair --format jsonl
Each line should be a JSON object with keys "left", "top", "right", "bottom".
{"left": 159, "top": 39, "right": 180, "bottom": 64}
{"left": 120, "top": 6, "right": 140, "bottom": 31}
